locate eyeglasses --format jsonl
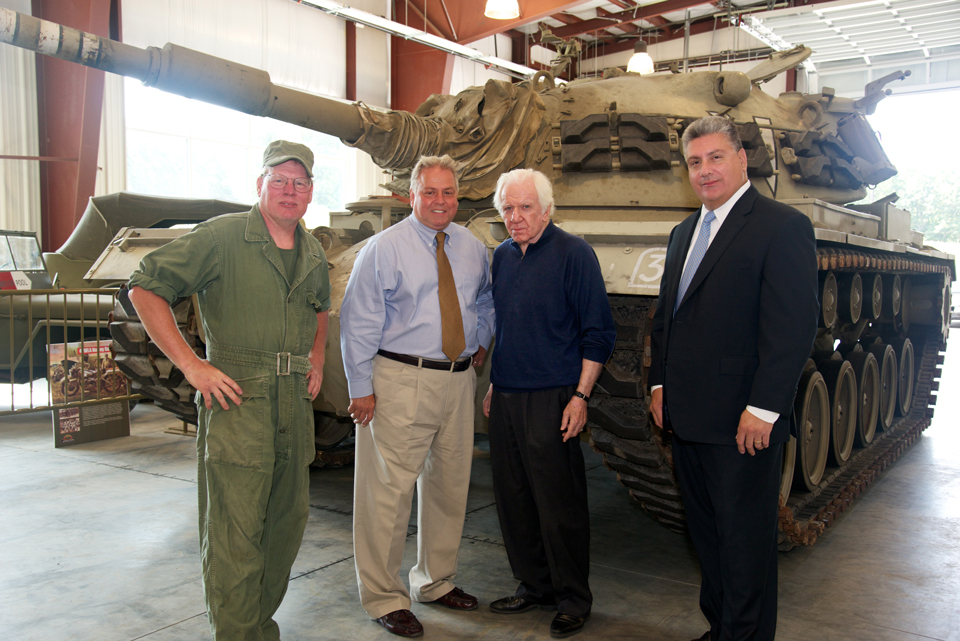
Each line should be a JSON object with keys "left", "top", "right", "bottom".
{"left": 262, "top": 174, "right": 313, "bottom": 192}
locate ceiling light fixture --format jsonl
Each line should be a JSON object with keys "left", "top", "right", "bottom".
{"left": 627, "top": 40, "right": 655, "bottom": 75}
{"left": 485, "top": 0, "right": 520, "bottom": 20}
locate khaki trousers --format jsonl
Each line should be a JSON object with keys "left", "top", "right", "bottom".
{"left": 353, "top": 355, "right": 476, "bottom": 619}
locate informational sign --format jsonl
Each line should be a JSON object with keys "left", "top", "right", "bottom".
{"left": 53, "top": 400, "right": 130, "bottom": 447}
{"left": 48, "top": 340, "right": 131, "bottom": 447}
{"left": 48, "top": 341, "right": 129, "bottom": 404}
{"left": 0, "top": 270, "right": 32, "bottom": 290}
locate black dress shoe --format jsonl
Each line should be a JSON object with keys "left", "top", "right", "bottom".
{"left": 550, "top": 612, "right": 589, "bottom": 638}
{"left": 374, "top": 609, "right": 423, "bottom": 637}
{"left": 429, "top": 586, "right": 478, "bottom": 611}
{"left": 690, "top": 632, "right": 710, "bottom": 641}
{"left": 489, "top": 595, "right": 556, "bottom": 614}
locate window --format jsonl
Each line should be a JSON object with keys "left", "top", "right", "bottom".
{"left": 124, "top": 79, "right": 347, "bottom": 229}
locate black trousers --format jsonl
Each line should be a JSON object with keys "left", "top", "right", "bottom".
{"left": 488, "top": 386, "right": 592, "bottom": 617}
{"left": 672, "top": 435, "right": 782, "bottom": 641}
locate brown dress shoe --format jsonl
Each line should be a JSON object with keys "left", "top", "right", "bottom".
{"left": 429, "top": 586, "right": 479, "bottom": 611}
{"left": 374, "top": 609, "right": 423, "bottom": 637}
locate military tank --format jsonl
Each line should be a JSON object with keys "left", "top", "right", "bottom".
{"left": 3, "top": 7, "right": 953, "bottom": 547}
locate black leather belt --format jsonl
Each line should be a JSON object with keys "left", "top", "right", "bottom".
{"left": 377, "top": 349, "right": 471, "bottom": 372}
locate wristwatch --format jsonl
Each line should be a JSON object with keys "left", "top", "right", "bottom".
{"left": 573, "top": 390, "right": 589, "bottom": 402}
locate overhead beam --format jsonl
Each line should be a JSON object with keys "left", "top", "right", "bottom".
{"left": 580, "top": 16, "right": 724, "bottom": 61}
{"left": 452, "top": 0, "right": 591, "bottom": 45}
{"left": 544, "top": 0, "right": 711, "bottom": 40}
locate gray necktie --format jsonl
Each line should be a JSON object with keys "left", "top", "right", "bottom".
{"left": 675, "top": 210, "right": 716, "bottom": 313}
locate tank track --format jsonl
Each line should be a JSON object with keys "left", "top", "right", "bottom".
{"left": 777, "top": 325, "right": 944, "bottom": 548}
{"left": 588, "top": 247, "right": 949, "bottom": 546}
{"left": 109, "top": 288, "right": 201, "bottom": 424}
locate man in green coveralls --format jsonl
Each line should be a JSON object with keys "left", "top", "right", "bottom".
{"left": 128, "top": 140, "right": 330, "bottom": 641}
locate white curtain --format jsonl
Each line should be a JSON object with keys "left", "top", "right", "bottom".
{"left": 0, "top": 0, "right": 41, "bottom": 238}
{"left": 95, "top": 73, "right": 127, "bottom": 197}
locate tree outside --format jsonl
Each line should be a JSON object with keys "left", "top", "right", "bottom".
{"left": 866, "top": 89, "right": 960, "bottom": 245}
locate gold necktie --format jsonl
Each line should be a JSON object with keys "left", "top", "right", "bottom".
{"left": 436, "top": 231, "right": 465, "bottom": 362}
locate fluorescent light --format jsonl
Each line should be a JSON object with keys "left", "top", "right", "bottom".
{"left": 299, "top": 0, "right": 535, "bottom": 79}
{"left": 485, "top": 0, "right": 520, "bottom": 20}
{"left": 627, "top": 40, "right": 655, "bottom": 75}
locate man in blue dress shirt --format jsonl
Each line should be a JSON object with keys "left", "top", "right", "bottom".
{"left": 340, "top": 154, "right": 495, "bottom": 638}
{"left": 482, "top": 168, "right": 615, "bottom": 639}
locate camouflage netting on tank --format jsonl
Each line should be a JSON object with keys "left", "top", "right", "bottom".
{"left": 343, "top": 79, "right": 545, "bottom": 200}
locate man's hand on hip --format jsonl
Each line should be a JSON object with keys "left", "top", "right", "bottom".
{"left": 736, "top": 409, "right": 774, "bottom": 456}
{"left": 349, "top": 394, "right": 376, "bottom": 426}
{"left": 183, "top": 359, "right": 243, "bottom": 411}
{"left": 650, "top": 387, "right": 664, "bottom": 428}
{"left": 560, "top": 395, "right": 588, "bottom": 442}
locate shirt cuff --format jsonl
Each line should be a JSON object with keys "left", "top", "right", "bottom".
{"left": 746, "top": 405, "right": 779, "bottom": 424}
{"left": 127, "top": 272, "right": 179, "bottom": 305}
{"left": 582, "top": 345, "right": 610, "bottom": 365}
{"left": 651, "top": 384, "right": 662, "bottom": 392}
{"left": 346, "top": 377, "right": 373, "bottom": 399}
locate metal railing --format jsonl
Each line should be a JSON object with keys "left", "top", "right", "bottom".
{"left": 0, "top": 288, "right": 140, "bottom": 416}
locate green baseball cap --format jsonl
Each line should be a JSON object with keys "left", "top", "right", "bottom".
{"left": 262, "top": 140, "right": 314, "bottom": 177}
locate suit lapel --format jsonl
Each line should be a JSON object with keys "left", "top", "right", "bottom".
{"left": 664, "top": 213, "right": 699, "bottom": 315}
{"left": 677, "top": 186, "right": 758, "bottom": 310}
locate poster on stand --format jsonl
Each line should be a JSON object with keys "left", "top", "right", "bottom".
{"left": 49, "top": 341, "right": 130, "bottom": 447}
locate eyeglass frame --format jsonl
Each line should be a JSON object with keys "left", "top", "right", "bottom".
{"left": 261, "top": 173, "right": 313, "bottom": 193}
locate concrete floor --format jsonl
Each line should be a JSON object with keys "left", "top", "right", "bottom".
{"left": 2, "top": 337, "right": 959, "bottom": 641}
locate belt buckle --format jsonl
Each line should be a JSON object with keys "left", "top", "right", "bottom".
{"left": 277, "top": 352, "right": 292, "bottom": 376}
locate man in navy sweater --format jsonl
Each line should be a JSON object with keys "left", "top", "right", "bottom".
{"left": 483, "top": 168, "right": 615, "bottom": 639}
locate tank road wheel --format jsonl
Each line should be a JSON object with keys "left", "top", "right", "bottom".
{"left": 820, "top": 272, "right": 839, "bottom": 328}
{"left": 889, "top": 338, "right": 915, "bottom": 416}
{"left": 881, "top": 274, "right": 903, "bottom": 333}
{"left": 817, "top": 359, "right": 858, "bottom": 466}
{"left": 110, "top": 288, "right": 200, "bottom": 424}
{"left": 864, "top": 273, "right": 883, "bottom": 321}
{"left": 838, "top": 273, "right": 863, "bottom": 324}
{"left": 866, "top": 342, "right": 897, "bottom": 431}
{"left": 314, "top": 413, "right": 355, "bottom": 450}
{"left": 588, "top": 296, "right": 686, "bottom": 532}
{"left": 781, "top": 436, "right": 797, "bottom": 502}
{"left": 845, "top": 350, "right": 880, "bottom": 446}
{"left": 793, "top": 364, "right": 830, "bottom": 492}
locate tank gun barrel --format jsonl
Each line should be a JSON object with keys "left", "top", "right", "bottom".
{"left": 0, "top": 7, "right": 364, "bottom": 142}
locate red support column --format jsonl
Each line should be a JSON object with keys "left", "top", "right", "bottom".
{"left": 31, "top": 0, "right": 112, "bottom": 252}
{"left": 390, "top": 38, "right": 453, "bottom": 112}
{"left": 346, "top": 21, "right": 357, "bottom": 102}
{"left": 786, "top": 68, "right": 798, "bottom": 92}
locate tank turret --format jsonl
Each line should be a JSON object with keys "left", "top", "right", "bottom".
{"left": 4, "top": 7, "right": 954, "bottom": 547}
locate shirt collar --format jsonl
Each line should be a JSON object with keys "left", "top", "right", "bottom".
{"left": 704, "top": 180, "right": 751, "bottom": 226}
{"left": 408, "top": 214, "right": 452, "bottom": 247}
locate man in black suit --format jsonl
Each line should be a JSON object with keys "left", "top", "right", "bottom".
{"left": 649, "top": 116, "right": 819, "bottom": 641}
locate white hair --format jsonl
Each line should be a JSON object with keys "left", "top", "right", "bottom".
{"left": 493, "top": 169, "right": 554, "bottom": 216}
